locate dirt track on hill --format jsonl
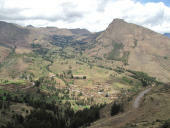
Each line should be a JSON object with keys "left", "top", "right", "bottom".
{"left": 88, "top": 87, "right": 152, "bottom": 128}
{"left": 133, "top": 88, "right": 151, "bottom": 108}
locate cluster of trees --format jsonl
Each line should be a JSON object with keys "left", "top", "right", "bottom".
{"left": 127, "top": 70, "right": 157, "bottom": 86}
{"left": 110, "top": 102, "right": 123, "bottom": 116}
{"left": 35, "top": 76, "right": 56, "bottom": 88}
{"left": 20, "top": 72, "right": 35, "bottom": 82}
{"left": 161, "top": 119, "right": 170, "bottom": 128}
{"left": 33, "top": 48, "right": 49, "bottom": 56}
{"left": 2, "top": 98, "right": 103, "bottom": 128}
{"left": 122, "top": 76, "right": 133, "bottom": 85}
{"left": 98, "top": 65, "right": 112, "bottom": 70}
{"left": 31, "top": 43, "right": 41, "bottom": 48}
{"left": 110, "top": 98, "right": 124, "bottom": 116}
{"left": 31, "top": 43, "right": 50, "bottom": 56}
{"left": 0, "top": 87, "right": 105, "bottom": 128}
{"left": 114, "top": 67, "right": 125, "bottom": 74}
{"left": 0, "top": 89, "right": 67, "bottom": 110}
{"left": 51, "top": 35, "right": 74, "bottom": 48}
{"left": 51, "top": 35, "right": 88, "bottom": 51}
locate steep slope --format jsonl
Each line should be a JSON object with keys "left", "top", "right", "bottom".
{"left": 89, "top": 84, "right": 170, "bottom": 128}
{"left": 87, "top": 19, "right": 170, "bottom": 82}
{"left": 0, "top": 46, "right": 11, "bottom": 63}
{"left": 0, "top": 21, "right": 93, "bottom": 56}
{"left": 0, "top": 21, "right": 30, "bottom": 48}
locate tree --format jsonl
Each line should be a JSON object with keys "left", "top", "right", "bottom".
{"left": 110, "top": 102, "right": 123, "bottom": 116}
{"left": 161, "top": 119, "right": 170, "bottom": 128}
{"left": 34, "top": 80, "right": 40, "bottom": 87}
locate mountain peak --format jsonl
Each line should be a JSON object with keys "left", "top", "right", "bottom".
{"left": 105, "top": 18, "right": 128, "bottom": 32}
{"left": 112, "top": 18, "right": 125, "bottom": 23}
{"left": 90, "top": 19, "right": 170, "bottom": 82}
{"left": 108, "top": 18, "right": 126, "bottom": 27}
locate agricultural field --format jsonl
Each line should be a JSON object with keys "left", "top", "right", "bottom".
{"left": 0, "top": 41, "right": 144, "bottom": 109}
{"left": 0, "top": 19, "right": 169, "bottom": 128}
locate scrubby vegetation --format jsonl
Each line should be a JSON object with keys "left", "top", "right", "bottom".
{"left": 4, "top": 105, "right": 103, "bottom": 128}
{"left": 0, "top": 86, "right": 105, "bottom": 128}
{"left": 133, "top": 39, "right": 138, "bottom": 48}
{"left": 107, "top": 42, "right": 124, "bottom": 60}
{"left": 122, "top": 51, "right": 130, "bottom": 65}
{"left": 110, "top": 102, "right": 123, "bottom": 116}
{"left": 50, "top": 35, "right": 88, "bottom": 51}
{"left": 161, "top": 119, "right": 170, "bottom": 128}
{"left": 114, "top": 67, "right": 125, "bottom": 74}
{"left": 106, "top": 41, "right": 130, "bottom": 65}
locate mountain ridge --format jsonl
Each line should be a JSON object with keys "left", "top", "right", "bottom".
{"left": 0, "top": 19, "right": 170, "bottom": 82}
{"left": 87, "top": 18, "right": 170, "bottom": 82}
{"left": 0, "top": 19, "right": 170, "bottom": 128}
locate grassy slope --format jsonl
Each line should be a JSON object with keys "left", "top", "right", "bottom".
{"left": 88, "top": 84, "right": 170, "bottom": 128}
{"left": 124, "top": 84, "right": 170, "bottom": 128}
{"left": 0, "top": 46, "right": 11, "bottom": 63}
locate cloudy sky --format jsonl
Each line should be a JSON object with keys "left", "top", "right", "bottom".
{"left": 0, "top": 0, "right": 170, "bottom": 33}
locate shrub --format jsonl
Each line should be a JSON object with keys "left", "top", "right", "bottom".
{"left": 111, "top": 102, "right": 123, "bottom": 116}
{"left": 164, "top": 56, "right": 168, "bottom": 60}
{"left": 161, "top": 119, "right": 170, "bottom": 128}
{"left": 107, "top": 42, "right": 124, "bottom": 60}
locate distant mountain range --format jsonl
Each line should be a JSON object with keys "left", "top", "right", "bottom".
{"left": 0, "top": 19, "right": 170, "bottom": 82}
{"left": 164, "top": 33, "right": 170, "bottom": 38}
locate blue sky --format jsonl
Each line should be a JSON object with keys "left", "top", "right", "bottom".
{"left": 138, "top": 0, "right": 170, "bottom": 6}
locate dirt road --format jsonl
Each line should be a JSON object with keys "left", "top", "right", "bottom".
{"left": 89, "top": 87, "right": 152, "bottom": 128}
{"left": 133, "top": 88, "right": 152, "bottom": 108}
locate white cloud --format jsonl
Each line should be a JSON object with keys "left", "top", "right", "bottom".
{"left": 0, "top": 0, "right": 170, "bottom": 33}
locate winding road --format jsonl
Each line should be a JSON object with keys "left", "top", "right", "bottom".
{"left": 133, "top": 87, "right": 152, "bottom": 109}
